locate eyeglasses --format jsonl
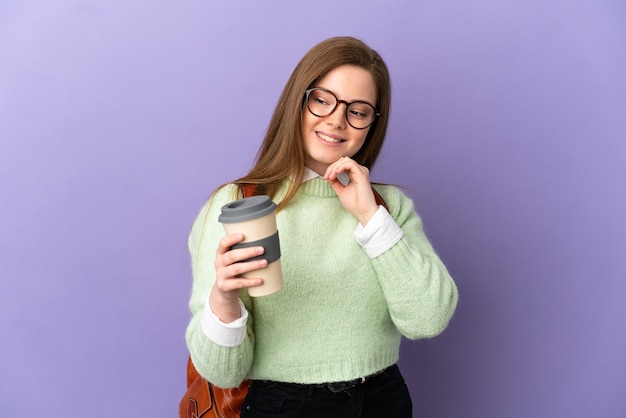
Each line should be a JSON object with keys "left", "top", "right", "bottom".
{"left": 304, "top": 87, "right": 379, "bottom": 130}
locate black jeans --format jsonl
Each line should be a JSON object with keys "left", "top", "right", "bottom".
{"left": 240, "top": 364, "right": 412, "bottom": 418}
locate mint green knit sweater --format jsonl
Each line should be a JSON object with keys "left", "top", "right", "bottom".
{"left": 185, "top": 178, "right": 458, "bottom": 388}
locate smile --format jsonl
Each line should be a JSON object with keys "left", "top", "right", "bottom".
{"left": 317, "top": 132, "right": 345, "bottom": 144}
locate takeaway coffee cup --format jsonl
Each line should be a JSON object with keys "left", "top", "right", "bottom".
{"left": 218, "top": 195, "right": 283, "bottom": 297}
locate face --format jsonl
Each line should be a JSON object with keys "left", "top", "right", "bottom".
{"left": 302, "top": 65, "right": 377, "bottom": 175}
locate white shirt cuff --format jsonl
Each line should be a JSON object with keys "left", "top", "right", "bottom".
{"left": 201, "top": 299, "right": 248, "bottom": 347}
{"left": 354, "top": 205, "right": 404, "bottom": 258}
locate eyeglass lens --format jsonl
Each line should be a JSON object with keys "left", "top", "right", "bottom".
{"left": 306, "top": 88, "right": 376, "bottom": 129}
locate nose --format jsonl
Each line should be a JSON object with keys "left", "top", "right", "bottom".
{"left": 325, "top": 102, "right": 348, "bottom": 129}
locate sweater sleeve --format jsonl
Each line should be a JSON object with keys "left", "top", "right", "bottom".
{"left": 185, "top": 185, "right": 255, "bottom": 388}
{"left": 371, "top": 186, "right": 459, "bottom": 340}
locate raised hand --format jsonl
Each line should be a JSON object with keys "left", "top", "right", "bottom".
{"left": 324, "top": 156, "right": 379, "bottom": 225}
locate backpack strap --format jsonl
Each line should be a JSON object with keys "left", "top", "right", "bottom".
{"left": 371, "top": 186, "right": 388, "bottom": 211}
{"left": 240, "top": 183, "right": 256, "bottom": 199}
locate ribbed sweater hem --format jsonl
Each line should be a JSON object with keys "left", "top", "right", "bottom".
{"left": 246, "top": 350, "right": 399, "bottom": 384}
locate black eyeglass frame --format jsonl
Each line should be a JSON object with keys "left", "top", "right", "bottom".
{"left": 304, "top": 87, "right": 380, "bottom": 130}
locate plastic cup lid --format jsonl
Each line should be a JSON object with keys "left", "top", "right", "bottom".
{"left": 218, "top": 195, "right": 276, "bottom": 223}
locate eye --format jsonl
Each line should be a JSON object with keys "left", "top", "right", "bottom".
{"left": 349, "top": 109, "right": 366, "bottom": 118}
{"left": 314, "top": 97, "right": 330, "bottom": 106}
{"left": 309, "top": 89, "right": 336, "bottom": 108}
{"left": 348, "top": 105, "right": 372, "bottom": 119}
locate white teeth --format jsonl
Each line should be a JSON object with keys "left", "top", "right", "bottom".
{"left": 318, "top": 133, "right": 342, "bottom": 143}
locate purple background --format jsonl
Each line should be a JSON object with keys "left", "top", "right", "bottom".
{"left": 1, "top": 1, "right": 625, "bottom": 416}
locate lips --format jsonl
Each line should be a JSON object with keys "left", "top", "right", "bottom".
{"left": 317, "top": 131, "right": 345, "bottom": 144}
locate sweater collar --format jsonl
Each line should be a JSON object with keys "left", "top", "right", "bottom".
{"left": 279, "top": 167, "right": 334, "bottom": 199}
{"left": 297, "top": 174, "right": 336, "bottom": 198}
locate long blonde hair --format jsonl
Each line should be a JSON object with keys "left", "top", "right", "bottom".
{"left": 233, "top": 36, "right": 391, "bottom": 210}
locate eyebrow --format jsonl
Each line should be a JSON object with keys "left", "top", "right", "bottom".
{"left": 314, "top": 86, "right": 377, "bottom": 108}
